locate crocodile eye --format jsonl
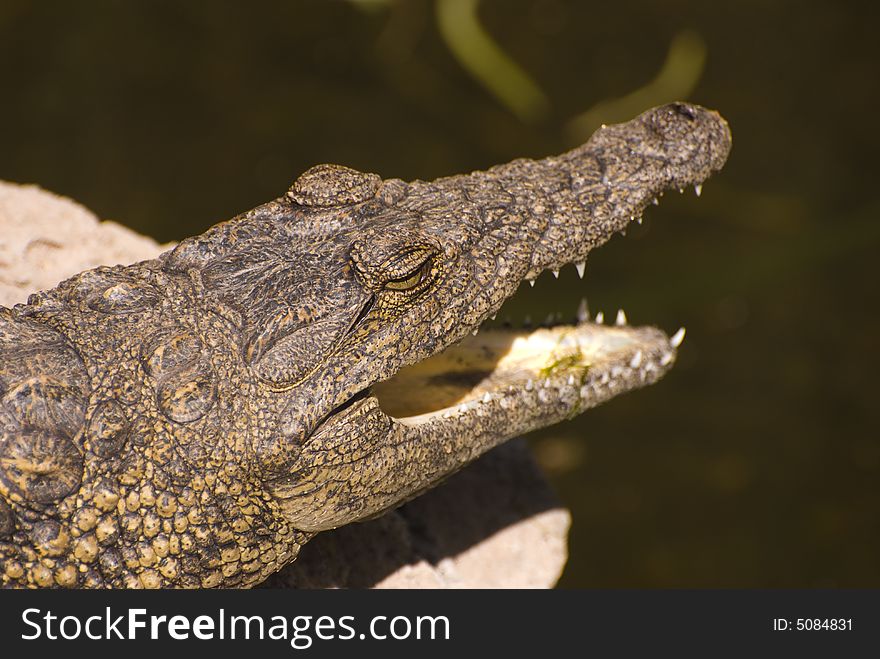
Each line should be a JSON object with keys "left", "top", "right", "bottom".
{"left": 384, "top": 258, "right": 433, "bottom": 291}
{"left": 382, "top": 248, "right": 436, "bottom": 292}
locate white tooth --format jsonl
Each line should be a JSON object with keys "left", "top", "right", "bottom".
{"left": 595, "top": 311, "right": 604, "bottom": 324}
{"left": 472, "top": 328, "right": 479, "bottom": 335}
{"left": 552, "top": 269, "right": 559, "bottom": 278}
{"left": 652, "top": 197, "right": 659, "bottom": 206}
{"left": 575, "top": 261, "right": 586, "bottom": 278}
{"left": 611, "top": 366, "right": 623, "bottom": 378}
{"left": 600, "top": 373, "right": 610, "bottom": 385}
{"left": 526, "top": 379, "right": 534, "bottom": 391}
{"left": 670, "top": 327, "right": 686, "bottom": 348}
{"left": 567, "top": 375, "right": 575, "bottom": 386}
{"left": 576, "top": 298, "right": 589, "bottom": 323}
{"left": 695, "top": 183, "right": 703, "bottom": 197}
{"left": 630, "top": 351, "right": 642, "bottom": 368}
{"left": 660, "top": 352, "right": 674, "bottom": 366}
{"left": 637, "top": 216, "right": 643, "bottom": 224}
{"left": 528, "top": 278, "right": 536, "bottom": 287}
{"left": 490, "top": 313, "right": 497, "bottom": 320}
{"left": 443, "top": 410, "right": 454, "bottom": 418}
{"left": 678, "top": 187, "right": 684, "bottom": 194}
{"left": 543, "top": 379, "right": 551, "bottom": 388}
{"left": 482, "top": 392, "right": 492, "bottom": 403}
{"left": 616, "top": 309, "right": 627, "bottom": 326}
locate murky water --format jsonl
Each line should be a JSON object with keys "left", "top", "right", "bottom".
{"left": 1, "top": 0, "right": 876, "bottom": 586}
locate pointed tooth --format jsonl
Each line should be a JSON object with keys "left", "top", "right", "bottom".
{"left": 576, "top": 298, "right": 589, "bottom": 323}
{"left": 543, "top": 379, "right": 551, "bottom": 388}
{"left": 472, "top": 328, "right": 479, "bottom": 336}
{"left": 525, "top": 379, "right": 534, "bottom": 391}
{"left": 678, "top": 187, "right": 684, "bottom": 194}
{"left": 630, "top": 350, "right": 642, "bottom": 368}
{"left": 490, "top": 313, "right": 497, "bottom": 320}
{"left": 575, "top": 261, "right": 586, "bottom": 278}
{"left": 595, "top": 311, "right": 604, "bottom": 324}
{"left": 637, "top": 216, "right": 643, "bottom": 224}
{"left": 670, "top": 327, "right": 686, "bottom": 348}
{"left": 482, "top": 392, "right": 492, "bottom": 403}
{"left": 528, "top": 278, "right": 536, "bottom": 287}
{"left": 660, "top": 352, "right": 674, "bottom": 366}
{"left": 652, "top": 197, "right": 659, "bottom": 206}
{"left": 567, "top": 375, "right": 575, "bottom": 386}
{"left": 694, "top": 183, "right": 703, "bottom": 197}
{"left": 552, "top": 269, "right": 559, "bottom": 279}
{"left": 616, "top": 309, "right": 627, "bottom": 326}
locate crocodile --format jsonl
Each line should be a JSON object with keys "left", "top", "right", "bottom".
{"left": 0, "top": 102, "right": 730, "bottom": 588}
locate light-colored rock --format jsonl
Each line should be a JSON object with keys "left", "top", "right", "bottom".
{"left": 0, "top": 181, "right": 171, "bottom": 305}
{"left": 0, "top": 180, "right": 570, "bottom": 588}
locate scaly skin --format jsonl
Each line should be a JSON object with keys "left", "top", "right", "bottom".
{"left": 0, "top": 103, "right": 731, "bottom": 587}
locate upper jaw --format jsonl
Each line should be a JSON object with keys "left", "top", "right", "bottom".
{"left": 523, "top": 103, "right": 731, "bottom": 279}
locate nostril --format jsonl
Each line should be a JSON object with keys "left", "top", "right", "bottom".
{"left": 671, "top": 102, "right": 697, "bottom": 120}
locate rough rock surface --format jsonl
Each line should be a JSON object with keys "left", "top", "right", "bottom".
{"left": 0, "top": 180, "right": 570, "bottom": 588}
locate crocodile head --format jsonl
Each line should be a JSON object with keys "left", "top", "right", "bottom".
{"left": 0, "top": 102, "right": 730, "bottom": 587}
{"left": 166, "top": 102, "right": 731, "bottom": 532}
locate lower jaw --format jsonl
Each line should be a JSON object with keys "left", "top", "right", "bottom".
{"left": 373, "top": 319, "right": 682, "bottom": 427}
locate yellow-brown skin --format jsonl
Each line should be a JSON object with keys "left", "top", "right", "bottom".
{"left": 0, "top": 104, "right": 730, "bottom": 587}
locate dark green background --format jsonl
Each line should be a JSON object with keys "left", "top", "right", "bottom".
{"left": 1, "top": 0, "right": 876, "bottom": 587}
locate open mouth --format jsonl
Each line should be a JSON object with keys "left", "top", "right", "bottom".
{"left": 376, "top": 317, "right": 684, "bottom": 426}
{"left": 374, "top": 220, "right": 690, "bottom": 432}
{"left": 364, "top": 100, "right": 732, "bottom": 433}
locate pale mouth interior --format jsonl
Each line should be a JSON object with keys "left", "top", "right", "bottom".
{"left": 374, "top": 318, "right": 681, "bottom": 423}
